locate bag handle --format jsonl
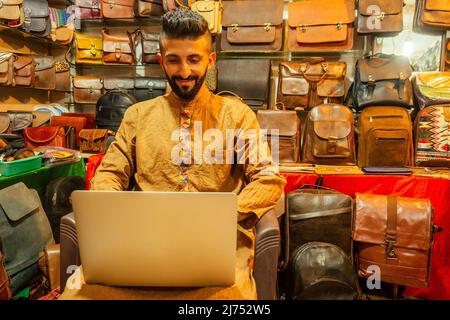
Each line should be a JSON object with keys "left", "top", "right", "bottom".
{"left": 217, "top": 90, "right": 243, "bottom": 101}
{"left": 295, "top": 184, "right": 337, "bottom": 192}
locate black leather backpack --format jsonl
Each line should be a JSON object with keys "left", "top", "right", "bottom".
{"left": 95, "top": 89, "right": 137, "bottom": 132}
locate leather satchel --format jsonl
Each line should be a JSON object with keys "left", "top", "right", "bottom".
{"left": 217, "top": 58, "right": 270, "bottom": 111}
{"left": 137, "top": 0, "right": 163, "bottom": 17}
{"left": 221, "top": 0, "right": 284, "bottom": 52}
{"left": 13, "top": 55, "right": 35, "bottom": 87}
{"left": 102, "top": 29, "right": 136, "bottom": 64}
{"left": 413, "top": 0, "right": 450, "bottom": 33}
{"left": 191, "top": 0, "right": 222, "bottom": 35}
{"left": 302, "top": 103, "right": 355, "bottom": 165}
{"left": 63, "top": 112, "right": 96, "bottom": 129}
{"left": 141, "top": 31, "right": 160, "bottom": 64}
{"left": 104, "top": 77, "right": 134, "bottom": 93}
{"left": 7, "top": 111, "right": 33, "bottom": 132}
{"left": 256, "top": 107, "right": 300, "bottom": 163}
{"left": 79, "top": 128, "right": 115, "bottom": 153}
{"left": 54, "top": 60, "right": 71, "bottom": 92}
{"left": 278, "top": 58, "right": 346, "bottom": 110}
{"left": 74, "top": 0, "right": 102, "bottom": 19}
{"left": 101, "top": 0, "right": 135, "bottom": 19}
{"left": 22, "top": 0, "right": 51, "bottom": 37}
{"left": 412, "top": 72, "right": 450, "bottom": 109}
{"left": 0, "top": 249, "right": 12, "bottom": 300}
{"left": 33, "top": 56, "right": 56, "bottom": 90}
{"left": 353, "top": 193, "right": 436, "bottom": 288}
{"left": 73, "top": 75, "right": 104, "bottom": 104}
{"left": 352, "top": 54, "right": 413, "bottom": 110}
{"left": 288, "top": 0, "right": 355, "bottom": 52}
{"left": 357, "top": 0, "right": 404, "bottom": 36}
{"left": 0, "top": 52, "right": 14, "bottom": 86}
{"left": 74, "top": 33, "right": 103, "bottom": 65}
{"left": 133, "top": 77, "right": 166, "bottom": 101}
{"left": 50, "top": 116, "right": 87, "bottom": 148}
{"left": 0, "top": 0, "right": 24, "bottom": 27}
{"left": 24, "top": 126, "right": 66, "bottom": 148}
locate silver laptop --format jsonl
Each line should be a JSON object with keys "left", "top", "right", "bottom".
{"left": 71, "top": 191, "right": 237, "bottom": 287}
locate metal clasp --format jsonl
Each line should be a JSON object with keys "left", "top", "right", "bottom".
{"left": 386, "top": 239, "right": 396, "bottom": 258}
{"left": 336, "top": 22, "right": 342, "bottom": 30}
{"left": 231, "top": 24, "right": 238, "bottom": 32}
{"left": 299, "top": 24, "right": 307, "bottom": 32}
{"left": 377, "top": 12, "right": 386, "bottom": 21}
{"left": 368, "top": 74, "right": 375, "bottom": 84}
{"left": 263, "top": 23, "right": 271, "bottom": 32}
{"left": 90, "top": 43, "right": 97, "bottom": 56}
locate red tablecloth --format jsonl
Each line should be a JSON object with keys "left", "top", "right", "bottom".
{"left": 281, "top": 172, "right": 450, "bottom": 300}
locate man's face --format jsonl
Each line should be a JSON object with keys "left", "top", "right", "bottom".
{"left": 157, "top": 34, "right": 216, "bottom": 100}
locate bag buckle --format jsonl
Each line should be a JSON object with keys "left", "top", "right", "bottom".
{"left": 385, "top": 236, "right": 396, "bottom": 258}
{"left": 24, "top": 8, "right": 32, "bottom": 25}
{"left": 368, "top": 74, "right": 376, "bottom": 85}
{"left": 336, "top": 22, "right": 342, "bottom": 30}
{"left": 376, "top": 12, "right": 385, "bottom": 21}
{"left": 299, "top": 24, "right": 307, "bottom": 32}
{"left": 231, "top": 24, "right": 238, "bottom": 32}
{"left": 263, "top": 23, "right": 271, "bottom": 32}
{"left": 90, "top": 43, "right": 97, "bottom": 56}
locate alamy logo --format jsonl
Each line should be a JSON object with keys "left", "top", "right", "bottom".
{"left": 366, "top": 5, "right": 384, "bottom": 31}
{"left": 366, "top": 265, "right": 382, "bottom": 290}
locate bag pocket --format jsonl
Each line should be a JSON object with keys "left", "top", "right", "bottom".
{"left": 366, "top": 129, "right": 409, "bottom": 166}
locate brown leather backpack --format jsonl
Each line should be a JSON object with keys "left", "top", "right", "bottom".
{"left": 302, "top": 103, "right": 355, "bottom": 165}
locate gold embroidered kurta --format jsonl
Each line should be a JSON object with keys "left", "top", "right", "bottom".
{"left": 60, "top": 85, "right": 286, "bottom": 300}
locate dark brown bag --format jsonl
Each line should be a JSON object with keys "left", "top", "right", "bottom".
{"left": 13, "top": 55, "right": 35, "bottom": 87}
{"left": 413, "top": 0, "right": 450, "bottom": 33}
{"left": 73, "top": 76, "right": 104, "bottom": 104}
{"left": 137, "top": 0, "right": 163, "bottom": 17}
{"left": 288, "top": 0, "right": 355, "bottom": 52}
{"left": 302, "top": 104, "right": 355, "bottom": 165}
{"left": 353, "top": 193, "right": 437, "bottom": 288}
{"left": 79, "top": 129, "right": 115, "bottom": 153}
{"left": 33, "top": 56, "right": 55, "bottom": 90}
{"left": 221, "top": 0, "right": 284, "bottom": 52}
{"left": 278, "top": 58, "right": 346, "bottom": 110}
{"left": 0, "top": 249, "right": 12, "bottom": 300}
{"left": 256, "top": 107, "right": 300, "bottom": 163}
{"left": 102, "top": 29, "right": 136, "bottom": 65}
{"left": 357, "top": 0, "right": 404, "bottom": 36}
{"left": 133, "top": 77, "right": 166, "bottom": 101}
{"left": 141, "top": 31, "right": 160, "bottom": 64}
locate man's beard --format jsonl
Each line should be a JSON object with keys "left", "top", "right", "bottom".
{"left": 164, "top": 68, "right": 207, "bottom": 101}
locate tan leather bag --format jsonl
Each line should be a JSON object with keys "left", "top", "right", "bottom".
{"left": 221, "top": 0, "right": 284, "bottom": 52}
{"left": 302, "top": 103, "right": 355, "bottom": 165}
{"left": 353, "top": 193, "right": 436, "bottom": 288}
{"left": 24, "top": 126, "right": 66, "bottom": 148}
{"left": 54, "top": 60, "right": 71, "bottom": 92}
{"left": 0, "top": 0, "right": 24, "bottom": 27}
{"left": 415, "top": 0, "right": 450, "bottom": 31}
{"left": 191, "top": 0, "right": 222, "bottom": 35}
{"left": 0, "top": 53, "right": 14, "bottom": 86}
{"left": 357, "top": 0, "right": 404, "bottom": 35}
{"left": 74, "top": 33, "right": 103, "bottom": 65}
{"left": 33, "top": 56, "right": 55, "bottom": 90}
{"left": 79, "top": 129, "right": 115, "bottom": 153}
{"left": 102, "top": 29, "right": 136, "bottom": 64}
{"left": 137, "top": 0, "right": 163, "bottom": 17}
{"left": 13, "top": 55, "right": 34, "bottom": 87}
{"left": 278, "top": 58, "right": 346, "bottom": 110}
{"left": 256, "top": 107, "right": 300, "bottom": 163}
{"left": 288, "top": 0, "right": 355, "bottom": 51}
{"left": 73, "top": 76, "right": 104, "bottom": 104}
{"left": 101, "top": 0, "right": 135, "bottom": 19}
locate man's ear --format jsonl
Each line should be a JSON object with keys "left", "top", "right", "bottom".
{"left": 208, "top": 51, "right": 216, "bottom": 67}
{"left": 156, "top": 53, "right": 163, "bottom": 65}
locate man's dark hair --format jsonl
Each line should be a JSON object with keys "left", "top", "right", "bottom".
{"left": 160, "top": 8, "right": 212, "bottom": 52}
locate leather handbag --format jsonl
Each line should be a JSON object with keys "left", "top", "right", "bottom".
{"left": 137, "top": 0, "right": 163, "bottom": 17}
{"left": 278, "top": 58, "right": 346, "bottom": 110}
{"left": 102, "top": 29, "right": 136, "bottom": 64}
{"left": 101, "top": 0, "right": 135, "bottom": 18}
{"left": 357, "top": 0, "right": 404, "bottom": 36}
{"left": 50, "top": 116, "right": 87, "bottom": 148}
{"left": 191, "top": 0, "right": 222, "bottom": 35}
{"left": 352, "top": 54, "right": 413, "bottom": 110}
{"left": 24, "top": 126, "right": 66, "bottom": 148}
{"left": 79, "top": 128, "right": 115, "bottom": 153}
{"left": 288, "top": 0, "right": 355, "bottom": 52}
{"left": 13, "top": 55, "right": 34, "bottom": 87}
{"left": 141, "top": 31, "right": 160, "bottom": 64}
{"left": 74, "top": 33, "right": 103, "bottom": 65}
{"left": 95, "top": 89, "right": 137, "bottom": 131}
{"left": 33, "top": 56, "right": 55, "bottom": 90}
{"left": 0, "top": 249, "right": 12, "bottom": 300}
{"left": 413, "top": 0, "right": 450, "bottom": 33}
{"left": 54, "top": 60, "right": 71, "bottom": 92}
{"left": 7, "top": 111, "right": 33, "bottom": 132}
{"left": 353, "top": 193, "right": 436, "bottom": 288}
{"left": 256, "top": 106, "right": 300, "bottom": 163}
{"left": 104, "top": 77, "right": 134, "bottom": 94}
{"left": 0, "top": 0, "right": 24, "bottom": 27}
{"left": 62, "top": 112, "right": 96, "bottom": 129}
{"left": 73, "top": 75, "right": 104, "bottom": 104}
{"left": 221, "top": 0, "right": 284, "bottom": 52}
{"left": 133, "top": 77, "right": 166, "bottom": 101}
{"left": 412, "top": 72, "right": 450, "bottom": 109}
{"left": 357, "top": 106, "right": 414, "bottom": 168}
{"left": 217, "top": 58, "right": 270, "bottom": 111}
{"left": 0, "top": 52, "right": 14, "bottom": 86}
{"left": 74, "top": 0, "right": 102, "bottom": 19}
{"left": 22, "top": 0, "right": 51, "bottom": 37}
{"left": 302, "top": 104, "right": 355, "bottom": 165}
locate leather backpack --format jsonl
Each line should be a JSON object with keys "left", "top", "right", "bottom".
{"left": 357, "top": 0, "right": 404, "bottom": 36}
{"left": 302, "top": 103, "right": 355, "bottom": 165}
{"left": 95, "top": 89, "right": 137, "bottom": 132}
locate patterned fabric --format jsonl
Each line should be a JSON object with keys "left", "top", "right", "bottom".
{"left": 49, "top": 8, "right": 70, "bottom": 27}
{"left": 178, "top": 107, "right": 191, "bottom": 191}
{"left": 416, "top": 106, "right": 450, "bottom": 164}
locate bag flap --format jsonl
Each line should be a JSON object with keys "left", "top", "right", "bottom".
{"left": 0, "top": 113, "right": 10, "bottom": 133}
{"left": 32, "top": 111, "right": 51, "bottom": 127}
{"left": 103, "top": 37, "right": 132, "bottom": 54}
{"left": 8, "top": 111, "right": 33, "bottom": 130}
{"left": 75, "top": 0, "right": 101, "bottom": 8}
{"left": 257, "top": 110, "right": 299, "bottom": 136}
{"left": 79, "top": 129, "right": 110, "bottom": 140}
{"left": 280, "top": 61, "right": 346, "bottom": 79}
{"left": 73, "top": 76, "right": 103, "bottom": 89}
{"left": 296, "top": 24, "right": 348, "bottom": 44}
{"left": 359, "top": 0, "right": 403, "bottom": 16}
{"left": 313, "top": 120, "right": 351, "bottom": 140}
{"left": 134, "top": 77, "right": 166, "bottom": 90}
{"left": 227, "top": 26, "right": 276, "bottom": 44}
{"left": 50, "top": 116, "right": 87, "bottom": 128}
{"left": 24, "top": 126, "right": 64, "bottom": 143}
{"left": 104, "top": 77, "right": 134, "bottom": 90}
{"left": 102, "top": 0, "right": 135, "bottom": 7}
{"left": 353, "top": 193, "right": 433, "bottom": 251}
{"left": 191, "top": 1, "right": 214, "bottom": 13}
{"left": 1, "top": 0, "right": 24, "bottom": 5}
{"left": 358, "top": 55, "right": 412, "bottom": 82}
{"left": 288, "top": 0, "right": 355, "bottom": 27}
{"left": 417, "top": 72, "right": 450, "bottom": 89}
{"left": 14, "top": 56, "right": 33, "bottom": 70}
{"left": 281, "top": 76, "right": 309, "bottom": 96}
{"left": 76, "top": 34, "right": 103, "bottom": 50}
{"left": 222, "top": 0, "right": 283, "bottom": 27}
{"left": 141, "top": 31, "right": 159, "bottom": 42}
{"left": 310, "top": 104, "right": 353, "bottom": 140}
{"left": 425, "top": 0, "right": 450, "bottom": 12}
{"left": 23, "top": 0, "right": 50, "bottom": 18}
{"left": 0, "top": 182, "right": 39, "bottom": 222}
{"left": 143, "top": 40, "right": 160, "bottom": 54}
{"left": 33, "top": 56, "right": 54, "bottom": 71}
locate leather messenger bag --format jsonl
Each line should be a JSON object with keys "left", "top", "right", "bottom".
{"left": 0, "top": 0, "right": 24, "bottom": 27}
{"left": 101, "top": 0, "right": 135, "bottom": 19}
{"left": 102, "top": 29, "right": 136, "bottom": 65}
{"left": 33, "top": 56, "right": 56, "bottom": 90}
{"left": 221, "top": 0, "right": 284, "bottom": 52}
{"left": 13, "top": 55, "right": 34, "bottom": 87}
{"left": 137, "top": 0, "right": 163, "bottom": 17}
{"left": 353, "top": 193, "right": 437, "bottom": 288}
{"left": 73, "top": 76, "right": 104, "bottom": 104}
{"left": 22, "top": 0, "right": 51, "bottom": 37}
{"left": 414, "top": 0, "right": 450, "bottom": 33}
{"left": 288, "top": 0, "right": 355, "bottom": 52}
{"left": 74, "top": 0, "right": 102, "bottom": 19}
{"left": 357, "top": 0, "right": 404, "bottom": 36}
{"left": 74, "top": 33, "right": 103, "bottom": 65}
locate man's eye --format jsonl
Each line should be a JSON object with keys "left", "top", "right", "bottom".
{"left": 167, "top": 58, "right": 178, "bottom": 63}
{"left": 189, "top": 58, "right": 201, "bottom": 63}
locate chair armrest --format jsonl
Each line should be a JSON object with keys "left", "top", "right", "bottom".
{"left": 254, "top": 208, "right": 280, "bottom": 300}
{"left": 60, "top": 212, "right": 81, "bottom": 291}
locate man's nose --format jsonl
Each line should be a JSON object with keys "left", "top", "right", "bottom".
{"left": 178, "top": 62, "right": 191, "bottom": 79}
